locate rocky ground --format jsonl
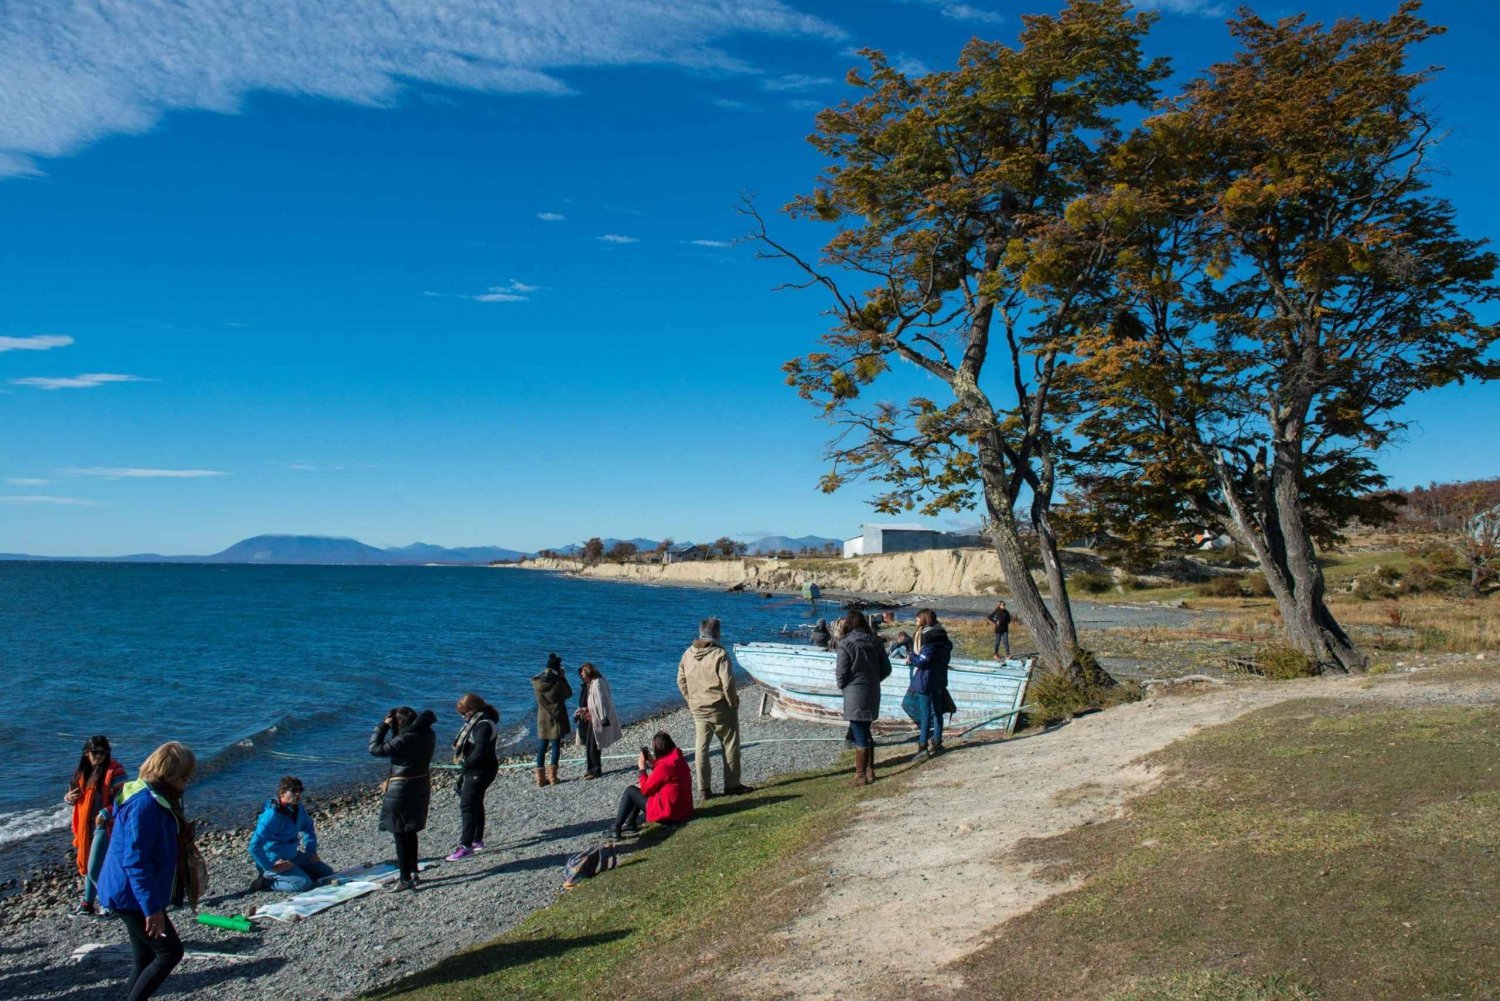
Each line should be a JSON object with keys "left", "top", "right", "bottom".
{"left": 0, "top": 692, "right": 851, "bottom": 1001}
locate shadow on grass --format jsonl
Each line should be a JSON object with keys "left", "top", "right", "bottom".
{"left": 368, "top": 930, "right": 632, "bottom": 997}
{"left": 693, "top": 793, "right": 796, "bottom": 821}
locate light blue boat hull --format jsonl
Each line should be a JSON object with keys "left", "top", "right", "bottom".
{"left": 731, "top": 642, "right": 1032, "bottom": 734}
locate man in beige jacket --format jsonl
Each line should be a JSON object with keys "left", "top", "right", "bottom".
{"left": 676, "top": 616, "right": 753, "bottom": 798}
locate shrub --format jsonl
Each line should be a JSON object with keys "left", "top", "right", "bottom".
{"left": 1242, "top": 571, "right": 1273, "bottom": 597}
{"left": 1024, "top": 654, "right": 1143, "bottom": 726}
{"left": 1117, "top": 573, "right": 1143, "bottom": 592}
{"left": 1198, "top": 575, "right": 1246, "bottom": 598}
{"left": 1254, "top": 644, "right": 1317, "bottom": 680}
{"left": 1072, "top": 571, "right": 1115, "bottom": 594}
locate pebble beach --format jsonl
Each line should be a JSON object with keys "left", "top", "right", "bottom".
{"left": 0, "top": 691, "right": 851, "bottom": 1001}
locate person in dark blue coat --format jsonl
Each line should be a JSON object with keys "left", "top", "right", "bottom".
{"left": 907, "top": 608, "right": 953, "bottom": 759}
{"left": 247, "top": 775, "right": 333, "bottom": 892}
{"left": 370, "top": 706, "right": 437, "bottom": 892}
{"left": 96, "top": 741, "right": 196, "bottom": 1001}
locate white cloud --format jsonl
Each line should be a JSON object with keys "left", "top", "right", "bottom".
{"left": 0, "top": 2, "right": 845, "bottom": 177}
{"left": 1137, "top": 0, "right": 1225, "bottom": 14}
{"left": 0, "top": 334, "right": 73, "bottom": 352}
{"left": 472, "top": 292, "right": 528, "bottom": 303}
{"left": 0, "top": 495, "right": 104, "bottom": 506}
{"left": 10, "top": 373, "right": 148, "bottom": 390}
{"left": 536, "top": 212, "right": 565, "bottom": 221}
{"left": 493, "top": 278, "right": 539, "bottom": 293}
{"left": 286, "top": 462, "right": 317, "bottom": 471}
{"left": 686, "top": 239, "right": 731, "bottom": 248}
{"left": 65, "top": 467, "right": 229, "bottom": 479}
{"left": 598, "top": 234, "right": 640, "bottom": 244}
{"left": 787, "top": 99, "right": 822, "bottom": 111}
{"left": 713, "top": 98, "right": 751, "bottom": 110}
{"left": 893, "top": 55, "right": 933, "bottom": 77}
{"left": 5, "top": 477, "right": 51, "bottom": 486}
{"left": 895, "top": 0, "right": 1004, "bottom": 23}
{"left": 762, "top": 73, "right": 833, "bottom": 92}
{"left": 426, "top": 278, "right": 538, "bottom": 303}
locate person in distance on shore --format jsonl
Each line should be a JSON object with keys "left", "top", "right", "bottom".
{"left": 908, "top": 608, "right": 954, "bottom": 760}
{"left": 370, "top": 706, "right": 436, "bottom": 892}
{"left": 886, "top": 629, "right": 914, "bottom": 660}
{"left": 574, "top": 662, "right": 622, "bottom": 781}
{"left": 810, "top": 618, "right": 831, "bottom": 649}
{"left": 987, "top": 600, "right": 1012, "bottom": 659}
{"left": 96, "top": 740, "right": 196, "bottom": 1001}
{"left": 532, "top": 653, "right": 573, "bottom": 786}
{"left": 677, "top": 616, "right": 754, "bottom": 798}
{"left": 835, "top": 611, "right": 892, "bottom": 787}
{"left": 64, "top": 734, "right": 126, "bottom": 917}
{"left": 247, "top": 775, "right": 333, "bottom": 892}
{"left": 447, "top": 693, "right": 499, "bottom": 860}
{"left": 613, "top": 731, "right": 692, "bottom": 839}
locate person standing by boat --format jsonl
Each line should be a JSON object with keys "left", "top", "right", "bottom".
{"left": 810, "top": 618, "right": 832, "bottom": 650}
{"left": 96, "top": 741, "right": 196, "bottom": 1001}
{"left": 447, "top": 693, "right": 499, "bottom": 860}
{"left": 987, "top": 601, "right": 1012, "bottom": 659}
{"left": 369, "top": 707, "right": 436, "bottom": 892}
{"left": 835, "top": 611, "right": 892, "bottom": 786}
{"left": 908, "top": 608, "right": 953, "bottom": 759}
{"left": 64, "top": 735, "right": 126, "bottom": 917}
{"left": 574, "top": 663, "right": 622, "bottom": 780}
{"left": 677, "top": 616, "right": 754, "bottom": 798}
{"left": 532, "top": 653, "right": 573, "bottom": 786}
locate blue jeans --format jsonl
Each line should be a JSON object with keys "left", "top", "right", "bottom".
{"left": 914, "top": 693, "right": 944, "bottom": 747}
{"left": 993, "top": 632, "right": 1011, "bottom": 657}
{"left": 261, "top": 852, "right": 334, "bottom": 892}
{"left": 536, "top": 738, "right": 562, "bottom": 769}
{"left": 847, "top": 720, "right": 873, "bottom": 749}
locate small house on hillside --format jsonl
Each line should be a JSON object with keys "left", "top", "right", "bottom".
{"left": 663, "top": 543, "right": 705, "bottom": 564}
{"left": 842, "top": 522, "right": 986, "bottom": 558}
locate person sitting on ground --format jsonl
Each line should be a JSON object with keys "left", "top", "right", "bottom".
{"left": 64, "top": 734, "right": 127, "bottom": 917}
{"left": 809, "top": 618, "right": 831, "bottom": 649}
{"left": 447, "top": 693, "right": 500, "bottom": 861}
{"left": 248, "top": 775, "right": 333, "bottom": 892}
{"left": 835, "top": 611, "right": 892, "bottom": 786}
{"left": 532, "top": 653, "right": 573, "bottom": 786}
{"left": 886, "top": 629, "right": 914, "bottom": 660}
{"left": 613, "top": 731, "right": 692, "bottom": 839}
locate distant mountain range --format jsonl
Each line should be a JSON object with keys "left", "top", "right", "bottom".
{"left": 0, "top": 532, "right": 844, "bottom": 565}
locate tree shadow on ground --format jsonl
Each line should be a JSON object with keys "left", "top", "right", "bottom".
{"left": 367, "top": 930, "right": 631, "bottom": 997}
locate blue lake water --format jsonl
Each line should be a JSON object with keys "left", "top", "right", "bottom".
{"left": 0, "top": 562, "right": 814, "bottom": 857}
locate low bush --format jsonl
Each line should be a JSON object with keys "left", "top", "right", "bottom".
{"left": 1242, "top": 571, "right": 1273, "bottom": 597}
{"left": 1025, "top": 654, "right": 1143, "bottom": 726}
{"left": 1072, "top": 571, "right": 1115, "bottom": 594}
{"left": 1254, "top": 644, "right": 1316, "bottom": 680}
{"left": 1197, "top": 575, "right": 1247, "bottom": 598}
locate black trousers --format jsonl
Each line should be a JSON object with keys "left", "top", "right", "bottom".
{"left": 580, "top": 720, "right": 603, "bottom": 776}
{"left": 614, "top": 784, "right": 647, "bottom": 836}
{"left": 458, "top": 769, "right": 496, "bottom": 847}
{"left": 117, "top": 909, "right": 184, "bottom": 1001}
{"left": 394, "top": 831, "right": 420, "bottom": 881}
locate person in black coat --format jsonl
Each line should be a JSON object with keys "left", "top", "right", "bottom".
{"left": 810, "top": 619, "right": 832, "bottom": 649}
{"left": 446, "top": 693, "right": 499, "bottom": 861}
{"left": 369, "top": 706, "right": 437, "bottom": 891}
{"left": 835, "top": 610, "right": 892, "bottom": 786}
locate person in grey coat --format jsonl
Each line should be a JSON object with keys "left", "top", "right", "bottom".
{"left": 369, "top": 707, "right": 437, "bottom": 892}
{"left": 532, "top": 653, "right": 573, "bottom": 787}
{"left": 834, "top": 610, "right": 892, "bottom": 787}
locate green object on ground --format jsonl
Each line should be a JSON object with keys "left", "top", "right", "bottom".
{"left": 196, "top": 912, "right": 253, "bottom": 932}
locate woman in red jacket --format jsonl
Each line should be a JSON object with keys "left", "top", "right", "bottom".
{"left": 613, "top": 731, "right": 692, "bottom": 839}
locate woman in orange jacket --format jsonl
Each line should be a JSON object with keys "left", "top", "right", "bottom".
{"left": 65, "top": 734, "right": 127, "bottom": 917}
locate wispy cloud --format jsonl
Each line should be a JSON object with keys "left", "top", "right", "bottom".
{"left": 0, "top": 495, "right": 104, "bottom": 506}
{"left": 536, "top": 212, "right": 565, "bottom": 221}
{"left": 713, "top": 98, "right": 751, "bottom": 110}
{"left": 1136, "top": 0, "right": 1225, "bottom": 15}
{"left": 685, "top": 239, "right": 731, "bottom": 248}
{"left": 10, "top": 373, "right": 148, "bottom": 390}
{"left": 895, "top": 0, "right": 1004, "bottom": 23}
{"left": 0, "top": 2, "right": 844, "bottom": 178}
{"left": 426, "top": 278, "right": 539, "bottom": 303}
{"left": 64, "top": 467, "right": 229, "bottom": 479}
{"left": 597, "top": 234, "right": 640, "bottom": 244}
{"left": 893, "top": 55, "right": 934, "bottom": 77}
{"left": 761, "top": 74, "right": 833, "bottom": 92}
{"left": 5, "top": 477, "right": 51, "bottom": 486}
{"left": 787, "top": 99, "right": 823, "bottom": 111}
{"left": 0, "top": 334, "right": 73, "bottom": 352}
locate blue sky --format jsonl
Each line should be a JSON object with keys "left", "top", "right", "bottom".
{"left": 2, "top": 0, "right": 1497, "bottom": 556}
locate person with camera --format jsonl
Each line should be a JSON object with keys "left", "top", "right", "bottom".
{"left": 369, "top": 706, "right": 437, "bottom": 892}
{"left": 612, "top": 731, "right": 692, "bottom": 840}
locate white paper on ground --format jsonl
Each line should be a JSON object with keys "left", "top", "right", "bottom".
{"left": 68, "top": 942, "right": 253, "bottom": 964}
{"left": 254, "top": 861, "right": 436, "bottom": 922}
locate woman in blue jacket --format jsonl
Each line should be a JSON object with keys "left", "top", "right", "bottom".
{"left": 907, "top": 608, "right": 953, "bottom": 759}
{"left": 247, "top": 775, "right": 333, "bottom": 892}
{"left": 96, "top": 740, "right": 196, "bottom": 1001}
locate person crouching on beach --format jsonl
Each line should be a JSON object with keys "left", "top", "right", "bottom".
{"left": 370, "top": 707, "right": 436, "bottom": 892}
{"left": 532, "top": 653, "right": 573, "bottom": 787}
{"left": 677, "top": 616, "right": 753, "bottom": 798}
{"left": 448, "top": 693, "right": 499, "bottom": 860}
{"left": 64, "top": 734, "right": 126, "bottom": 917}
{"left": 96, "top": 741, "right": 196, "bottom": 1001}
{"left": 247, "top": 776, "right": 333, "bottom": 892}
{"left": 574, "top": 662, "right": 622, "bottom": 780}
{"left": 613, "top": 731, "right": 692, "bottom": 839}
{"left": 835, "top": 611, "right": 892, "bottom": 786}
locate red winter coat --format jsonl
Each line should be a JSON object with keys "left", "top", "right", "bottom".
{"left": 640, "top": 748, "right": 693, "bottom": 825}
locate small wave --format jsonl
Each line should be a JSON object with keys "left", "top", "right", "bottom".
{"left": 0, "top": 803, "right": 70, "bottom": 848}
{"left": 197, "top": 707, "right": 360, "bottom": 775}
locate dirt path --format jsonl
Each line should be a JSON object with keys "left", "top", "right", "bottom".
{"left": 729, "top": 666, "right": 1500, "bottom": 1000}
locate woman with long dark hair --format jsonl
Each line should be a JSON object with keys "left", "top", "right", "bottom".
{"left": 370, "top": 706, "right": 437, "bottom": 892}
{"left": 64, "top": 734, "right": 126, "bottom": 917}
{"left": 613, "top": 731, "right": 692, "bottom": 840}
{"left": 447, "top": 693, "right": 499, "bottom": 861}
{"left": 574, "top": 662, "right": 622, "bottom": 780}
{"left": 835, "top": 610, "right": 892, "bottom": 786}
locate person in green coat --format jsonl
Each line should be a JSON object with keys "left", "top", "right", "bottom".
{"left": 532, "top": 653, "right": 573, "bottom": 786}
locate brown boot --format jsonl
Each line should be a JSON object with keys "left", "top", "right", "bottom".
{"left": 851, "top": 748, "right": 870, "bottom": 787}
{"left": 865, "top": 746, "right": 877, "bottom": 784}
{"left": 547, "top": 765, "right": 561, "bottom": 785}
{"left": 534, "top": 767, "right": 547, "bottom": 787}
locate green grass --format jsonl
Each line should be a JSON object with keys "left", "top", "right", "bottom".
{"left": 952, "top": 698, "right": 1500, "bottom": 1001}
{"left": 364, "top": 756, "right": 897, "bottom": 1001}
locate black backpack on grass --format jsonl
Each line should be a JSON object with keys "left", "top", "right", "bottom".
{"left": 562, "top": 842, "right": 618, "bottom": 889}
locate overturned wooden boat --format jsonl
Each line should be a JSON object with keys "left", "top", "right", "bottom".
{"left": 731, "top": 642, "right": 1033, "bottom": 734}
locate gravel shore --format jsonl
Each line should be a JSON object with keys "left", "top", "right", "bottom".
{"left": 0, "top": 690, "right": 851, "bottom": 1001}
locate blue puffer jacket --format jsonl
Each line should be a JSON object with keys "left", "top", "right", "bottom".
{"left": 248, "top": 798, "right": 319, "bottom": 872}
{"left": 97, "top": 781, "right": 180, "bottom": 916}
{"left": 908, "top": 625, "right": 953, "bottom": 696}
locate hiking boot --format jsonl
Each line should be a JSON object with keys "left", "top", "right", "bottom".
{"left": 851, "top": 748, "right": 870, "bottom": 787}
{"left": 535, "top": 767, "right": 547, "bottom": 787}
{"left": 912, "top": 742, "right": 929, "bottom": 763}
{"left": 930, "top": 742, "right": 945, "bottom": 757}
{"left": 584, "top": 771, "right": 600, "bottom": 780}
{"left": 247, "top": 875, "right": 268, "bottom": 893}
{"left": 66, "top": 901, "right": 96, "bottom": 918}
{"left": 724, "top": 784, "right": 756, "bottom": 796}
{"left": 388, "top": 878, "right": 416, "bottom": 893}
{"left": 445, "top": 845, "right": 474, "bottom": 862}
{"left": 547, "top": 765, "right": 561, "bottom": 785}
